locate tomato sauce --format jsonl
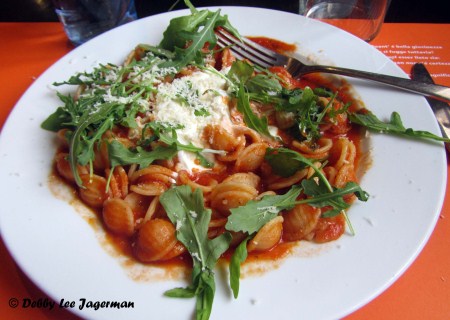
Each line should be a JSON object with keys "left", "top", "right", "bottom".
{"left": 52, "top": 36, "right": 368, "bottom": 274}
{"left": 248, "top": 36, "right": 297, "bottom": 54}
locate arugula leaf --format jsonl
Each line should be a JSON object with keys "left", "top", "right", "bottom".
{"left": 77, "top": 114, "right": 114, "bottom": 165}
{"left": 160, "top": 8, "right": 211, "bottom": 51}
{"left": 265, "top": 147, "right": 364, "bottom": 233}
{"left": 196, "top": 152, "right": 214, "bottom": 168}
{"left": 246, "top": 74, "right": 282, "bottom": 94}
{"left": 161, "top": 0, "right": 241, "bottom": 49}
{"left": 265, "top": 147, "right": 308, "bottom": 178}
{"left": 160, "top": 1, "right": 241, "bottom": 71}
{"left": 226, "top": 179, "right": 367, "bottom": 241}
{"left": 107, "top": 140, "right": 178, "bottom": 168}
{"left": 41, "top": 106, "right": 72, "bottom": 132}
{"left": 229, "top": 236, "right": 251, "bottom": 299}
{"left": 108, "top": 121, "right": 223, "bottom": 172}
{"left": 137, "top": 44, "right": 176, "bottom": 60}
{"left": 53, "top": 63, "right": 116, "bottom": 86}
{"left": 160, "top": 186, "right": 232, "bottom": 320}
{"left": 42, "top": 49, "right": 176, "bottom": 188}
{"left": 265, "top": 147, "right": 330, "bottom": 190}
{"left": 68, "top": 102, "right": 118, "bottom": 187}
{"left": 227, "top": 60, "right": 254, "bottom": 84}
{"left": 293, "top": 87, "right": 323, "bottom": 141}
{"left": 149, "top": 122, "right": 204, "bottom": 153}
{"left": 225, "top": 60, "right": 329, "bottom": 142}
{"left": 300, "top": 180, "right": 369, "bottom": 217}
{"left": 224, "top": 179, "right": 367, "bottom": 298}
{"left": 163, "top": 286, "right": 195, "bottom": 298}
{"left": 266, "top": 86, "right": 327, "bottom": 142}
{"left": 160, "top": 186, "right": 232, "bottom": 272}
{"left": 236, "top": 83, "right": 272, "bottom": 137}
{"left": 223, "top": 61, "right": 274, "bottom": 138}
{"left": 349, "top": 110, "right": 450, "bottom": 142}
{"left": 225, "top": 61, "right": 326, "bottom": 142}
{"left": 226, "top": 185, "right": 302, "bottom": 234}
{"left": 147, "top": 121, "right": 225, "bottom": 160}
{"left": 41, "top": 92, "right": 87, "bottom": 132}
{"left": 313, "top": 87, "right": 335, "bottom": 97}
{"left": 170, "top": 10, "right": 222, "bottom": 69}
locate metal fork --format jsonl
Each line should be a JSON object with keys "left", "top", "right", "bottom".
{"left": 215, "top": 28, "right": 450, "bottom": 103}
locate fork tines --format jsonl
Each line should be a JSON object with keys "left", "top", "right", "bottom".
{"left": 215, "top": 27, "right": 278, "bottom": 69}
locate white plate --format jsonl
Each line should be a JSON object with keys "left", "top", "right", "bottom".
{"left": 0, "top": 7, "right": 446, "bottom": 320}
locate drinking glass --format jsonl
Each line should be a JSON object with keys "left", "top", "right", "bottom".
{"left": 53, "top": 0, "right": 138, "bottom": 46}
{"left": 299, "top": 0, "right": 390, "bottom": 41}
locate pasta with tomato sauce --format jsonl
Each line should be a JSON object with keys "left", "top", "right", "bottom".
{"left": 51, "top": 42, "right": 363, "bottom": 261}
{"left": 42, "top": 4, "right": 374, "bottom": 319}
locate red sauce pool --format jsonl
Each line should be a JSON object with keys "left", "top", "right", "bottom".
{"left": 54, "top": 36, "right": 368, "bottom": 272}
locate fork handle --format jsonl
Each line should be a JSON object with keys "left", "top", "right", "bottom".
{"left": 301, "top": 65, "right": 450, "bottom": 103}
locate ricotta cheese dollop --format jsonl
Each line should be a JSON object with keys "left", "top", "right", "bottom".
{"left": 152, "top": 69, "right": 234, "bottom": 172}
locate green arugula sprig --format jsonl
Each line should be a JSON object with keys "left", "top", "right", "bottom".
{"left": 264, "top": 147, "right": 368, "bottom": 214}
{"left": 159, "top": 0, "right": 241, "bottom": 70}
{"left": 222, "top": 60, "right": 333, "bottom": 141}
{"left": 228, "top": 235, "right": 251, "bottom": 299}
{"left": 226, "top": 185, "right": 303, "bottom": 234}
{"left": 148, "top": 121, "right": 225, "bottom": 165}
{"left": 225, "top": 187, "right": 301, "bottom": 298}
{"left": 41, "top": 51, "right": 176, "bottom": 187}
{"left": 349, "top": 110, "right": 450, "bottom": 142}
{"left": 146, "top": 122, "right": 204, "bottom": 152}
{"left": 160, "top": 186, "right": 232, "bottom": 320}
{"left": 107, "top": 121, "right": 225, "bottom": 170}
{"left": 265, "top": 147, "right": 329, "bottom": 182}
{"left": 41, "top": 1, "right": 238, "bottom": 189}
{"left": 225, "top": 61, "right": 276, "bottom": 138}
{"left": 224, "top": 148, "right": 368, "bottom": 298}
{"left": 224, "top": 172, "right": 368, "bottom": 298}
{"left": 235, "top": 83, "right": 273, "bottom": 137}
{"left": 265, "top": 147, "right": 370, "bottom": 239}
{"left": 299, "top": 180, "right": 369, "bottom": 216}
{"left": 53, "top": 63, "right": 118, "bottom": 87}
{"left": 170, "top": 9, "right": 222, "bottom": 69}
{"left": 226, "top": 180, "right": 368, "bottom": 237}
{"left": 107, "top": 141, "right": 178, "bottom": 168}
{"left": 68, "top": 102, "right": 118, "bottom": 186}
{"left": 224, "top": 59, "right": 449, "bottom": 145}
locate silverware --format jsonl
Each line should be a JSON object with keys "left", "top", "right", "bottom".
{"left": 411, "top": 63, "right": 450, "bottom": 152}
{"left": 215, "top": 28, "right": 450, "bottom": 103}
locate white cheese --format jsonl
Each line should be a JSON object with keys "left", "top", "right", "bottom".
{"left": 152, "top": 69, "right": 234, "bottom": 172}
{"left": 189, "top": 210, "right": 198, "bottom": 218}
{"left": 129, "top": 63, "right": 177, "bottom": 85}
{"left": 177, "top": 151, "right": 204, "bottom": 172}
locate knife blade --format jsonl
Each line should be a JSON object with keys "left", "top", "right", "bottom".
{"left": 411, "top": 63, "right": 450, "bottom": 152}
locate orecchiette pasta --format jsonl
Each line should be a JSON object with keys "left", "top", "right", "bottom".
{"left": 102, "top": 198, "right": 135, "bottom": 236}
{"left": 49, "top": 33, "right": 364, "bottom": 268}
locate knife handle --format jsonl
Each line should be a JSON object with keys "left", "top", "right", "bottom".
{"left": 302, "top": 65, "right": 450, "bottom": 103}
{"left": 411, "top": 63, "right": 450, "bottom": 152}
{"left": 405, "top": 81, "right": 450, "bottom": 103}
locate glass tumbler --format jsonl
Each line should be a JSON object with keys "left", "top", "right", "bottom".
{"left": 53, "top": 0, "right": 138, "bottom": 46}
{"left": 299, "top": 0, "right": 390, "bottom": 41}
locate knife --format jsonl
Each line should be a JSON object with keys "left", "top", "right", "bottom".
{"left": 411, "top": 63, "right": 450, "bottom": 152}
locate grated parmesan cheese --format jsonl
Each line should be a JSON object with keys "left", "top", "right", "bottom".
{"left": 191, "top": 252, "right": 201, "bottom": 262}
{"left": 152, "top": 69, "right": 234, "bottom": 172}
{"left": 189, "top": 210, "right": 198, "bottom": 218}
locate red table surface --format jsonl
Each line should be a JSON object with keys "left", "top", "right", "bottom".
{"left": 0, "top": 22, "right": 449, "bottom": 320}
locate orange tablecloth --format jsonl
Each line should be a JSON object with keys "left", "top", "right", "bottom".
{"left": 0, "top": 22, "right": 449, "bottom": 320}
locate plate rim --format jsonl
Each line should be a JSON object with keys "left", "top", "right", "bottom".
{"left": 0, "top": 6, "right": 446, "bottom": 320}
